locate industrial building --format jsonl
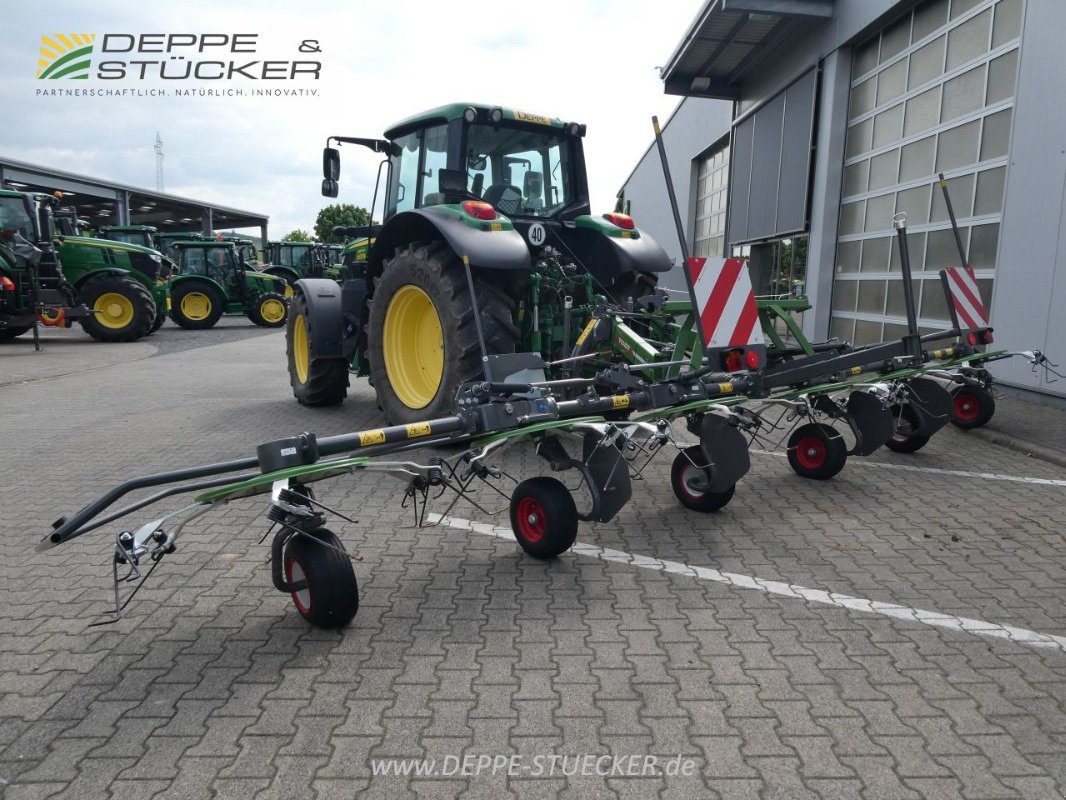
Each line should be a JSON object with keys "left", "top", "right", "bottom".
{"left": 0, "top": 156, "right": 269, "bottom": 243}
{"left": 620, "top": 0, "right": 1062, "bottom": 398}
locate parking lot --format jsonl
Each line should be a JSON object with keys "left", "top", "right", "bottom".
{"left": 2, "top": 325, "right": 1065, "bottom": 799}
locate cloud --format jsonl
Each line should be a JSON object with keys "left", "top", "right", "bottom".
{"left": 2, "top": 1, "right": 710, "bottom": 237}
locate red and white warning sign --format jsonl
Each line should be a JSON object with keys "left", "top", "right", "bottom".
{"left": 685, "top": 257, "right": 764, "bottom": 349}
{"left": 943, "top": 266, "right": 989, "bottom": 329}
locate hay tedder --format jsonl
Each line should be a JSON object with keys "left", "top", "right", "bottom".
{"left": 40, "top": 107, "right": 1058, "bottom": 630}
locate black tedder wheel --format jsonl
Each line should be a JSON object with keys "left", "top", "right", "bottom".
{"left": 247, "top": 291, "right": 288, "bottom": 328}
{"left": 368, "top": 241, "right": 517, "bottom": 425}
{"left": 787, "top": 423, "right": 848, "bottom": 480}
{"left": 286, "top": 289, "right": 349, "bottom": 406}
{"left": 670, "top": 446, "right": 736, "bottom": 512}
{"left": 170, "top": 280, "right": 225, "bottom": 330}
{"left": 509, "top": 477, "right": 579, "bottom": 560}
{"left": 885, "top": 404, "right": 930, "bottom": 453}
{"left": 951, "top": 385, "right": 996, "bottom": 430}
{"left": 79, "top": 276, "right": 156, "bottom": 342}
{"left": 283, "top": 528, "right": 358, "bottom": 628}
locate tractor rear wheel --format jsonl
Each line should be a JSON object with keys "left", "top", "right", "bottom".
{"left": 170, "top": 281, "right": 225, "bottom": 329}
{"left": 0, "top": 326, "right": 32, "bottom": 341}
{"left": 368, "top": 242, "right": 517, "bottom": 425}
{"left": 247, "top": 292, "right": 288, "bottom": 328}
{"left": 787, "top": 423, "right": 848, "bottom": 480}
{"left": 148, "top": 309, "right": 166, "bottom": 334}
{"left": 286, "top": 289, "right": 349, "bottom": 406}
{"left": 79, "top": 277, "right": 156, "bottom": 342}
{"left": 670, "top": 446, "right": 736, "bottom": 512}
{"left": 509, "top": 477, "right": 579, "bottom": 559}
{"left": 283, "top": 528, "right": 358, "bottom": 628}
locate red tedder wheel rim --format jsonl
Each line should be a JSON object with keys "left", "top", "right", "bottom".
{"left": 515, "top": 496, "right": 546, "bottom": 543}
{"left": 794, "top": 436, "right": 827, "bottom": 470}
{"left": 953, "top": 391, "right": 980, "bottom": 422}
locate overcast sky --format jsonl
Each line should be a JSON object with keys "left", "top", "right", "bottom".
{"left": 2, "top": 0, "right": 710, "bottom": 237}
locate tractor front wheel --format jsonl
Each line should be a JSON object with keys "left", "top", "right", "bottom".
{"left": 247, "top": 292, "right": 288, "bottom": 328}
{"left": 283, "top": 528, "right": 358, "bottom": 628}
{"left": 170, "top": 281, "right": 225, "bottom": 329}
{"left": 670, "top": 446, "right": 736, "bottom": 512}
{"left": 286, "top": 289, "right": 349, "bottom": 406}
{"left": 79, "top": 277, "right": 156, "bottom": 342}
{"left": 368, "top": 242, "right": 517, "bottom": 425}
{"left": 787, "top": 423, "right": 848, "bottom": 479}
{"left": 509, "top": 477, "right": 578, "bottom": 559}
{"left": 951, "top": 385, "right": 995, "bottom": 429}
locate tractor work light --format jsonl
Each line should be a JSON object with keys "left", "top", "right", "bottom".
{"left": 463, "top": 107, "right": 478, "bottom": 123}
{"left": 564, "top": 122, "right": 587, "bottom": 137}
{"left": 461, "top": 200, "right": 497, "bottom": 221}
{"left": 603, "top": 212, "right": 635, "bottom": 230}
{"left": 489, "top": 107, "right": 504, "bottom": 124}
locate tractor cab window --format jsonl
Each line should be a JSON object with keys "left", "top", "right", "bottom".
{"left": 419, "top": 125, "right": 449, "bottom": 207}
{"left": 387, "top": 131, "right": 420, "bottom": 218}
{"left": 106, "top": 230, "right": 153, "bottom": 248}
{"left": 464, "top": 123, "right": 573, "bottom": 218}
{"left": 0, "top": 197, "right": 35, "bottom": 239}
{"left": 180, "top": 248, "right": 207, "bottom": 275}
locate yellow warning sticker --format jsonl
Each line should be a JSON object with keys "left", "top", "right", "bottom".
{"left": 612, "top": 395, "right": 630, "bottom": 409}
{"left": 718, "top": 382, "right": 734, "bottom": 394}
{"left": 358, "top": 429, "right": 386, "bottom": 446}
{"left": 515, "top": 110, "right": 552, "bottom": 125}
{"left": 406, "top": 422, "right": 431, "bottom": 438}
{"left": 490, "top": 222, "right": 503, "bottom": 231}
{"left": 576, "top": 318, "right": 597, "bottom": 346}
{"left": 850, "top": 366, "right": 863, "bottom": 375}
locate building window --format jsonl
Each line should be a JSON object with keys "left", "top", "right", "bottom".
{"left": 832, "top": 0, "right": 1022, "bottom": 345}
{"left": 693, "top": 137, "right": 730, "bottom": 258}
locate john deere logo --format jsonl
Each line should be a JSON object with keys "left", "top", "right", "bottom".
{"left": 37, "top": 34, "right": 96, "bottom": 80}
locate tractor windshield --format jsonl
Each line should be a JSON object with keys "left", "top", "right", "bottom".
{"left": 106, "top": 230, "right": 154, "bottom": 248}
{"left": 0, "top": 197, "right": 35, "bottom": 239}
{"left": 276, "top": 244, "right": 315, "bottom": 268}
{"left": 464, "top": 124, "right": 573, "bottom": 218}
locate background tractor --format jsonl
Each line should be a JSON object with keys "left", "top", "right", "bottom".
{"left": 52, "top": 207, "right": 168, "bottom": 341}
{"left": 155, "top": 231, "right": 205, "bottom": 261}
{"left": 168, "top": 241, "right": 289, "bottom": 329}
{"left": 261, "top": 240, "right": 331, "bottom": 286}
{"left": 216, "top": 234, "right": 262, "bottom": 268}
{"left": 287, "top": 103, "right": 673, "bottom": 424}
{"left": 0, "top": 190, "right": 91, "bottom": 342}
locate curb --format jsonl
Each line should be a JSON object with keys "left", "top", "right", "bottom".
{"left": 967, "top": 427, "right": 1066, "bottom": 470}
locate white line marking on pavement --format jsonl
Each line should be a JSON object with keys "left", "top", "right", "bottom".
{"left": 427, "top": 513, "right": 1066, "bottom": 653}
{"left": 750, "top": 449, "right": 1066, "bottom": 488}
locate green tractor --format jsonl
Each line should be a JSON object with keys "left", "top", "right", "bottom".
{"left": 168, "top": 240, "right": 289, "bottom": 329}
{"left": 52, "top": 208, "right": 169, "bottom": 341}
{"left": 287, "top": 103, "right": 672, "bottom": 424}
{"left": 155, "top": 231, "right": 205, "bottom": 262}
{"left": 261, "top": 240, "right": 331, "bottom": 285}
{"left": 0, "top": 190, "right": 92, "bottom": 341}
{"left": 98, "top": 224, "right": 157, "bottom": 250}
{"left": 216, "top": 234, "right": 262, "bottom": 269}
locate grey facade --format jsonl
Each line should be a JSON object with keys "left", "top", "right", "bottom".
{"left": 621, "top": 0, "right": 1064, "bottom": 398}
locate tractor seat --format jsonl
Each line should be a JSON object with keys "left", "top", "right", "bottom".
{"left": 523, "top": 171, "right": 545, "bottom": 212}
{"left": 482, "top": 184, "right": 522, "bottom": 215}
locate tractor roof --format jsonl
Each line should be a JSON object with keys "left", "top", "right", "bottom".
{"left": 173, "top": 240, "right": 233, "bottom": 249}
{"left": 101, "top": 224, "right": 157, "bottom": 232}
{"left": 384, "top": 103, "right": 565, "bottom": 139}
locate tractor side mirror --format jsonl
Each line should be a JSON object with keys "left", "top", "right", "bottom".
{"left": 331, "top": 225, "right": 346, "bottom": 238}
{"left": 323, "top": 147, "right": 340, "bottom": 181}
{"left": 321, "top": 178, "right": 339, "bottom": 198}
{"left": 344, "top": 224, "right": 382, "bottom": 240}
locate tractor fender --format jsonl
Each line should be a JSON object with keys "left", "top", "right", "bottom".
{"left": 557, "top": 223, "right": 672, "bottom": 289}
{"left": 263, "top": 266, "right": 301, "bottom": 284}
{"left": 168, "top": 274, "right": 228, "bottom": 299}
{"left": 293, "top": 278, "right": 345, "bottom": 360}
{"left": 72, "top": 267, "right": 134, "bottom": 292}
{"left": 369, "top": 208, "right": 531, "bottom": 277}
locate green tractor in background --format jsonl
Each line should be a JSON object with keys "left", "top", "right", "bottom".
{"left": 155, "top": 230, "right": 205, "bottom": 262}
{"left": 98, "top": 224, "right": 157, "bottom": 250}
{"left": 168, "top": 240, "right": 289, "bottom": 329}
{"left": 287, "top": 103, "right": 672, "bottom": 424}
{"left": 261, "top": 240, "right": 330, "bottom": 286}
{"left": 52, "top": 207, "right": 169, "bottom": 341}
{"left": 0, "top": 190, "right": 91, "bottom": 341}
{"left": 216, "top": 234, "right": 262, "bottom": 269}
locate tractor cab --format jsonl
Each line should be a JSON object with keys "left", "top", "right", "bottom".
{"left": 99, "top": 225, "right": 157, "bottom": 250}
{"left": 214, "top": 234, "right": 261, "bottom": 267}
{"left": 155, "top": 231, "right": 205, "bottom": 261}
{"left": 53, "top": 207, "right": 92, "bottom": 238}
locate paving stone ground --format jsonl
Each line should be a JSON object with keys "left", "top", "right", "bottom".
{"left": 2, "top": 326, "right": 1065, "bottom": 799}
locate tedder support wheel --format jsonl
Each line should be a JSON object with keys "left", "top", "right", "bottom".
{"left": 283, "top": 528, "right": 358, "bottom": 628}
{"left": 170, "top": 280, "right": 225, "bottom": 329}
{"left": 78, "top": 276, "right": 156, "bottom": 342}
{"left": 247, "top": 292, "right": 288, "bottom": 328}
{"left": 509, "top": 477, "right": 579, "bottom": 560}
{"left": 787, "top": 423, "right": 848, "bottom": 480}
{"left": 286, "top": 289, "right": 349, "bottom": 406}
{"left": 670, "top": 446, "right": 736, "bottom": 512}
{"left": 368, "top": 241, "right": 517, "bottom": 425}
{"left": 885, "top": 404, "right": 930, "bottom": 453}
{"left": 951, "top": 385, "right": 996, "bottom": 429}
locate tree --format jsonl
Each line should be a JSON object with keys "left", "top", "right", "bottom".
{"left": 281, "top": 229, "right": 312, "bottom": 242}
{"left": 314, "top": 204, "right": 373, "bottom": 244}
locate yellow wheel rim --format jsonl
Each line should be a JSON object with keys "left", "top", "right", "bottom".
{"left": 293, "top": 314, "right": 310, "bottom": 384}
{"left": 284, "top": 284, "right": 294, "bottom": 299}
{"left": 260, "top": 298, "right": 286, "bottom": 324}
{"left": 180, "top": 292, "right": 212, "bottom": 321}
{"left": 383, "top": 285, "right": 444, "bottom": 410}
{"left": 93, "top": 292, "right": 135, "bottom": 330}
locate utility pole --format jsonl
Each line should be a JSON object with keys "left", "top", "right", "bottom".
{"left": 155, "top": 133, "right": 164, "bottom": 191}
